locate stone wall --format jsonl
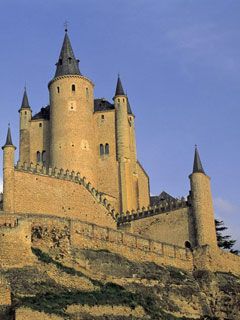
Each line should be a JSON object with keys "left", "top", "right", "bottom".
{"left": 129, "top": 207, "right": 196, "bottom": 248}
{"left": 29, "top": 119, "right": 50, "bottom": 167}
{"left": 0, "top": 218, "right": 35, "bottom": 268}
{"left": 94, "top": 110, "right": 120, "bottom": 211}
{"left": 70, "top": 218, "right": 193, "bottom": 271}
{"left": 136, "top": 161, "right": 150, "bottom": 208}
{"left": 193, "top": 245, "right": 240, "bottom": 276}
{"left": 12, "top": 166, "right": 116, "bottom": 228}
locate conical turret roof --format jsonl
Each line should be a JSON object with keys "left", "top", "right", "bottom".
{"left": 193, "top": 146, "right": 205, "bottom": 174}
{"left": 127, "top": 97, "right": 133, "bottom": 115}
{"left": 20, "top": 88, "right": 30, "bottom": 109}
{"left": 115, "top": 75, "right": 125, "bottom": 96}
{"left": 55, "top": 30, "right": 81, "bottom": 78}
{"left": 2, "top": 125, "right": 15, "bottom": 149}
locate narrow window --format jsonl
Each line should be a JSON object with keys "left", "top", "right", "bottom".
{"left": 72, "top": 84, "right": 76, "bottom": 92}
{"left": 100, "top": 144, "right": 104, "bottom": 156}
{"left": 42, "top": 151, "right": 46, "bottom": 165}
{"left": 57, "top": 86, "right": 60, "bottom": 93}
{"left": 101, "top": 115, "right": 104, "bottom": 120}
{"left": 123, "top": 98, "right": 125, "bottom": 102}
{"left": 39, "top": 123, "right": 42, "bottom": 128}
{"left": 24, "top": 111, "right": 27, "bottom": 115}
{"left": 36, "top": 151, "right": 41, "bottom": 163}
{"left": 86, "top": 87, "right": 89, "bottom": 99}
{"left": 105, "top": 143, "right": 109, "bottom": 155}
{"left": 59, "top": 59, "right": 63, "bottom": 65}
{"left": 68, "top": 57, "right": 72, "bottom": 64}
{"left": 118, "top": 98, "right": 120, "bottom": 103}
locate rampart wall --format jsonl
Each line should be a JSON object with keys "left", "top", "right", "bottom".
{"left": 10, "top": 163, "right": 116, "bottom": 228}
{"left": 9, "top": 213, "right": 194, "bottom": 271}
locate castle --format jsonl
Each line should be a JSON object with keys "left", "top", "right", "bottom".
{"left": 0, "top": 29, "right": 240, "bottom": 276}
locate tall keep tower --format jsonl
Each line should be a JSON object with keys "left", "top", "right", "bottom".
{"left": 49, "top": 30, "right": 96, "bottom": 184}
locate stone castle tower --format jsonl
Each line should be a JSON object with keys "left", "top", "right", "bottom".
{"left": 17, "top": 29, "right": 150, "bottom": 213}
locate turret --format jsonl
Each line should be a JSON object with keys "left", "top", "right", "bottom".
{"left": 18, "top": 88, "right": 32, "bottom": 164}
{"left": 189, "top": 146, "right": 217, "bottom": 248}
{"left": 114, "top": 76, "right": 138, "bottom": 212}
{"left": 114, "top": 75, "right": 130, "bottom": 160}
{"left": 2, "top": 126, "right": 16, "bottom": 213}
{"left": 48, "top": 29, "right": 96, "bottom": 184}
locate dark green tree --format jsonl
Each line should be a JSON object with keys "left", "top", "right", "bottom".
{"left": 215, "top": 219, "right": 239, "bottom": 255}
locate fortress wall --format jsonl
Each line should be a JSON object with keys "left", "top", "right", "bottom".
{"left": 0, "top": 219, "right": 35, "bottom": 268}
{"left": 13, "top": 170, "right": 116, "bottom": 228}
{"left": 71, "top": 220, "right": 193, "bottom": 271}
{"left": 129, "top": 207, "right": 196, "bottom": 248}
{"left": 94, "top": 110, "right": 120, "bottom": 211}
{"left": 10, "top": 214, "right": 192, "bottom": 270}
{"left": 136, "top": 162, "right": 150, "bottom": 208}
{"left": 193, "top": 245, "right": 240, "bottom": 276}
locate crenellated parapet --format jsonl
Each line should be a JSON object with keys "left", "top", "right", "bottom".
{"left": 116, "top": 197, "right": 190, "bottom": 225}
{"left": 15, "top": 162, "right": 116, "bottom": 218}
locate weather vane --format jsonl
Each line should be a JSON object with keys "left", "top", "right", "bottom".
{"left": 64, "top": 20, "right": 69, "bottom": 32}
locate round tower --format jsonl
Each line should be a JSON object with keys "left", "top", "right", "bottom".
{"left": 18, "top": 88, "right": 32, "bottom": 165}
{"left": 189, "top": 146, "right": 217, "bottom": 248}
{"left": 114, "top": 76, "right": 133, "bottom": 212}
{"left": 2, "top": 126, "right": 16, "bottom": 213}
{"left": 49, "top": 30, "right": 96, "bottom": 184}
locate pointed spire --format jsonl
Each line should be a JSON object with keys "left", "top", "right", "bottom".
{"left": 2, "top": 125, "right": 15, "bottom": 149}
{"left": 20, "top": 87, "right": 30, "bottom": 109}
{"left": 115, "top": 74, "right": 125, "bottom": 96}
{"left": 55, "top": 30, "right": 81, "bottom": 78}
{"left": 193, "top": 145, "right": 205, "bottom": 174}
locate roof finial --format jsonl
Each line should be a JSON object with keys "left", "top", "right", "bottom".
{"left": 64, "top": 20, "right": 69, "bottom": 33}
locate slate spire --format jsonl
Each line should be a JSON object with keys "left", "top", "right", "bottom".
{"left": 20, "top": 88, "right": 30, "bottom": 109}
{"left": 193, "top": 146, "right": 205, "bottom": 174}
{"left": 2, "top": 125, "right": 15, "bottom": 149}
{"left": 115, "top": 75, "right": 125, "bottom": 96}
{"left": 55, "top": 30, "right": 81, "bottom": 78}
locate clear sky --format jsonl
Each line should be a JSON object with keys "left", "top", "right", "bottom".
{"left": 0, "top": 0, "right": 239, "bottom": 248}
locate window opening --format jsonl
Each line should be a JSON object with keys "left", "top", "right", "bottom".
{"left": 100, "top": 144, "right": 104, "bottom": 156}
{"left": 36, "top": 151, "right": 41, "bottom": 163}
{"left": 42, "top": 151, "right": 46, "bottom": 165}
{"left": 105, "top": 143, "right": 109, "bottom": 155}
{"left": 72, "top": 84, "right": 76, "bottom": 92}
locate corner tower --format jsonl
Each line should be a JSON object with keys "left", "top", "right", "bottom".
{"left": 49, "top": 29, "right": 96, "bottom": 184}
{"left": 2, "top": 126, "right": 16, "bottom": 213}
{"left": 189, "top": 146, "right": 217, "bottom": 248}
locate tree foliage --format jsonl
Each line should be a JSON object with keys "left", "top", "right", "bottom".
{"left": 215, "top": 219, "right": 239, "bottom": 255}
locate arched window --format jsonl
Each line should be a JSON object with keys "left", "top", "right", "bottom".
{"left": 100, "top": 144, "right": 104, "bottom": 156}
{"left": 68, "top": 57, "right": 72, "bottom": 64}
{"left": 57, "top": 86, "right": 60, "bottom": 93}
{"left": 36, "top": 151, "right": 41, "bottom": 163}
{"left": 42, "top": 151, "right": 46, "bottom": 165}
{"left": 72, "top": 84, "right": 76, "bottom": 92}
{"left": 105, "top": 143, "right": 109, "bottom": 155}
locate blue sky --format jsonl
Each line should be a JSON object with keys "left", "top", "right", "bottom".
{"left": 0, "top": 0, "right": 239, "bottom": 248}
